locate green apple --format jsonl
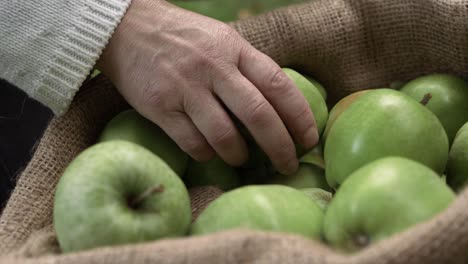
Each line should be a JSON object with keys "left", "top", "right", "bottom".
{"left": 300, "top": 188, "right": 332, "bottom": 211}
{"left": 190, "top": 185, "right": 324, "bottom": 239}
{"left": 325, "top": 89, "right": 448, "bottom": 189}
{"left": 298, "top": 141, "right": 324, "bottom": 169}
{"left": 324, "top": 157, "right": 455, "bottom": 252}
{"left": 99, "top": 109, "right": 188, "bottom": 176}
{"left": 447, "top": 122, "right": 468, "bottom": 190}
{"left": 305, "top": 76, "right": 327, "bottom": 100}
{"left": 232, "top": 72, "right": 323, "bottom": 168}
{"left": 90, "top": 69, "right": 101, "bottom": 79}
{"left": 390, "top": 81, "right": 406, "bottom": 90}
{"left": 269, "top": 163, "right": 331, "bottom": 191}
{"left": 283, "top": 68, "right": 329, "bottom": 135}
{"left": 272, "top": 142, "right": 328, "bottom": 190}
{"left": 184, "top": 156, "right": 240, "bottom": 191}
{"left": 400, "top": 74, "right": 468, "bottom": 143}
{"left": 323, "top": 90, "right": 370, "bottom": 141}
{"left": 54, "top": 141, "right": 191, "bottom": 253}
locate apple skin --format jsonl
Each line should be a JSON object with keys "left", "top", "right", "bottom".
{"left": 53, "top": 141, "right": 191, "bottom": 253}
{"left": 324, "top": 157, "right": 455, "bottom": 252}
{"left": 270, "top": 142, "right": 330, "bottom": 191}
{"left": 325, "top": 89, "right": 449, "bottom": 189}
{"left": 190, "top": 185, "right": 324, "bottom": 239}
{"left": 400, "top": 74, "right": 468, "bottom": 143}
{"left": 300, "top": 188, "right": 332, "bottom": 211}
{"left": 269, "top": 163, "right": 331, "bottom": 192}
{"left": 298, "top": 141, "right": 325, "bottom": 169}
{"left": 323, "top": 90, "right": 370, "bottom": 142}
{"left": 99, "top": 109, "right": 188, "bottom": 176}
{"left": 305, "top": 76, "right": 327, "bottom": 100}
{"left": 184, "top": 156, "right": 240, "bottom": 191}
{"left": 283, "top": 68, "right": 329, "bottom": 135}
{"left": 447, "top": 122, "right": 468, "bottom": 190}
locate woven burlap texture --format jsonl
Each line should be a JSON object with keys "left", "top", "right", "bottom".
{"left": 2, "top": 0, "right": 468, "bottom": 263}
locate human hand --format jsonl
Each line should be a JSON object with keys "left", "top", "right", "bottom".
{"left": 96, "top": 0, "right": 318, "bottom": 175}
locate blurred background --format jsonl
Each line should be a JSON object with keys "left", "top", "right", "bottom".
{"left": 170, "top": 0, "right": 308, "bottom": 22}
{"left": 0, "top": 0, "right": 308, "bottom": 209}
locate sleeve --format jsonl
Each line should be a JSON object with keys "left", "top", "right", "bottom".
{"left": 0, "top": 0, "right": 132, "bottom": 115}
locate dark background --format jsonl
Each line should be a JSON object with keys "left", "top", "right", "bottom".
{"left": 0, "top": 79, "right": 52, "bottom": 211}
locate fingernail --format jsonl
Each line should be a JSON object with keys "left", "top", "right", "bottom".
{"left": 302, "top": 126, "right": 319, "bottom": 149}
{"left": 281, "top": 158, "right": 299, "bottom": 176}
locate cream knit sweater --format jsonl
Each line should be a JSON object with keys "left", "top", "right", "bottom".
{"left": 0, "top": 0, "right": 132, "bottom": 115}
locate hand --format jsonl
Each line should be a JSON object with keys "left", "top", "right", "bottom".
{"left": 96, "top": 0, "right": 319, "bottom": 175}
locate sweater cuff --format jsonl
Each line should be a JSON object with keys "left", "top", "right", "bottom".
{"left": 34, "top": 0, "right": 132, "bottom": 115}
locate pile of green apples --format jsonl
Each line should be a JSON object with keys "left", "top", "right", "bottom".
{"left": 53, "top": 70, "right": 468, "bottom": 254}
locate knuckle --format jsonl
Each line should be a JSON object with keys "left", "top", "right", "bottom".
{"left": 215, "top": 24, "right": 243, "bottom": 53}
{"left": 183, "top": 94, "right": 208, "bottom": 117}
{"left": 214, "top": 67, "right": 238, "bottom": 86}
{"left": 196, "top": 53, "right": 214, "bottom": 67}
{"left": 241, "top": 47, "right": 257, "bottom": 62}
{"left": 211, "top": 125, "right": 236, "bottom": 147}
{"left": 183, "top": 96, "right": 198, "bottom": 116}
{"left": 294, "top": 104, "right": 315, "bottom": 131}
{"left": 244, "top": 98, "right": 270, "bottom": 125}
{"left": 142, "top": 84, "right": 167, "bottom": 110}
{"left": 217, "top": 23, "right": 237, "bottom": 38}
{"left": 191, "top": 52, "right": 216, "bottom": 71}
{"left": 182, "top": 137, "right": 209, "bottom": 156}
{"left": 265, "top": 69, "right": 290, "bottom": 93}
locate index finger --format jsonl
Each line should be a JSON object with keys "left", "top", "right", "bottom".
{"left": 213, "top": 70, "right": 298, "bottom": 176}
{"left": 238, "top": 47, "right": 319, "bottom": 150}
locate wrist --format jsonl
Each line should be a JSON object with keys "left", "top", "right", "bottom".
{"left": 95, "top": 0, "right": 169, "bottom": 83}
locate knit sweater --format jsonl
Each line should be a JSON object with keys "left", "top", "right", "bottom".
{"left": 0, "top": 0, "right": 132, "bottom": 115}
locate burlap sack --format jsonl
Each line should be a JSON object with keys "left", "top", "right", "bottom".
{"left": 2, "top": 0, "right": 468, "bottom": 263}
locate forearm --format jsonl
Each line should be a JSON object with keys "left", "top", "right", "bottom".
{"left": 0, "top": 0, "right": 132, "bottom": 115}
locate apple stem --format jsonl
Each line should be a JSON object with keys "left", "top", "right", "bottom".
{"left": 420, "top": 93, "right": 432, "bottom": 106}
{"left": 353, "top": 234, "right": 370, "bottom": 248}
{"left": 128, "top": 184, "right": 165, "bottom": 209}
